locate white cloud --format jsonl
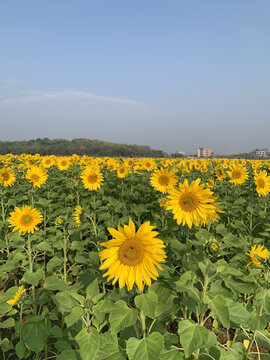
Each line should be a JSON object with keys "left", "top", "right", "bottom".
{"left": 2, "top": 90, "right": 142, "bottom": 106}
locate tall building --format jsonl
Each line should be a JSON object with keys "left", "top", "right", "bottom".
{"left": 198, "top": 147, "right": 212, "bottom": 158}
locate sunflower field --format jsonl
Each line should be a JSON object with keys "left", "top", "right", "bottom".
{"left": 1, "top": 154, "right": 270, "bottom": 360}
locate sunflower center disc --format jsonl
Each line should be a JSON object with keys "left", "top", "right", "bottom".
{"left": 179, "top": 192, "right": 199, "bottom": 212}
{"left": 258, "top": 179, "right": 265, "bottom": 188}
{"left": 32, "top": 175, "right": 40, "bottom": 182}
{"left": 22, "top": 215, "right": 32, "bottom": 224}
{"left": 159, "top": 176, "right": 169, "bottom": 185}
{"left": 118, "top": 238, "right": 144, "bottom": 265}
{"left": 88, "top": 174, "right": 98, "bottom": 183}
{"left": 2, "top": 173, "right": 10, "bottom": 180}
{"left": 232, "top": 170, "right": 241, "bottom": 179}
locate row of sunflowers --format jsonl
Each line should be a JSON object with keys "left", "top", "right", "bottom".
{"left": 0, "top": 154, "right": 270, "bottom": 359}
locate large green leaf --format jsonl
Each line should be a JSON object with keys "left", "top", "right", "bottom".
{"left": 134, "top": 283, "right": 176, "bottom": 320}
{"left": 76, "top": 327, "right": 100, "bottom": 360}
{"left": 178, "top": 320, "right": 209, "bottom": 357}
{"left": 64, "top": 306, "right": 84, "bottom": 328}
{"left": 109, "top": 300, "right": 139, "bottom": 334}
{"left": 126, "top": 332, "right": 164, "bottom": 360}
{"left": 22, "top": 321, "right": 50, "bottom": 353}
{"left": 208, "top": 295, "right": 230, "bottom": 328}
{"left": 45, "top": 276, "right": 69, "bottom": 291}
{"left": 94, "top": 333, "right": 126, "bottom": 360}
{"left": 159, "top": 346, "right": 184, "bottom": 359}
{"left": 23, "top": 269, "right": 44, "bottom": 286}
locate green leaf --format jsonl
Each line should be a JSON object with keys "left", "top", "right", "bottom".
{"left": 22, "top": 321, "right": 50, "bottom": 353}
{"left": 208, "top": 295, "right": 230, "bottom": 328}
{"left": 159, "top": 346, "right": 184, "bottom": 359}
{"left": 45, "top": 276, "right": 69, "bottom": 291}
{"left": 47, "top": 256, "right": 62, "bottom": 271}
{"left": 178, "top": 320, "right": 209, "bottom": 357}
{"left": 126, "top": 332, "right": 164, "bottom": 360}
{"left": 76, "top": 327, "right": 100, "bottom": 360}
{"left": 15, "top": 340, "right": 26, "bottom": 359}
{"left": 94, "top": 333, "right": 126, "bottom": 360}
{"left": 35, "top": 241, "right": 53, "bottom": 252}
{"left": 220, "top": 342, "right": 245, "bottom": 360}
{"left": 109, "top": 300, "right": 139, "bottom": 334}
{"left": 65, "top": 306, "right": 84, "bottom": 328}
{"left": 23, "top": 269, "right": 44, "bottom": 286}
{"left": 216, "top": 224, "right": 228, "bottom": 237}
{"left": 223, "top": 234, "right": 244, "bottom": 248}
{"left": 135, "top": 283, "right": 176, "bottom": 320}
{"left": 0, "top": 318, "right": 15, "bottom": 328}
{"left": 52, "top": 291, "right": 79, "bottom": 313}
{"left": 86, "top": 279, "right": 100, "bottom": 300}
{"left": 264, "top": 289, "right": 270, "bottom": 314}
{"left": 57, "top": 350, "right": 80, "bottom": 360}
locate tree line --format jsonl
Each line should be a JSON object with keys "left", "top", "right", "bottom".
{"left": 0, "top": 138, "right": 166, "bottom": 157}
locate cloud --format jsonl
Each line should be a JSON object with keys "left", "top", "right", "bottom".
{"left": 2, "top": 90, "right": 142, "bottom": 106}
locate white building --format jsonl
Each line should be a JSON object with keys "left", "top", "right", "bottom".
{"left": 198, "top": 147, "right": 212, "bottom": 158}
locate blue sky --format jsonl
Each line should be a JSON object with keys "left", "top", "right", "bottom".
{"left": 1, "top": 0, "right": 270, "bottom": 154}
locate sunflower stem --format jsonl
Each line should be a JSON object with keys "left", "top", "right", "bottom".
{"left": 0, "top": 192, "right": 9, "bottom": 254}
{"left": 63, "top": 229, "right": 68, "bottom": 283}
{"left": 27, "top": 234, "right": 36, "bottom": 315}
{"left": 139, "top": 310, "right": 146, "bottom": 338}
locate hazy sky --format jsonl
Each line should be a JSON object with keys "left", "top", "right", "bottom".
{"left": 1, "top": 0, "right": 270, "bottom": 154}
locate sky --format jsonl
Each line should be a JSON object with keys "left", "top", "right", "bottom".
{"left": 0, "top": 0, "right": 270, "bottom": 154}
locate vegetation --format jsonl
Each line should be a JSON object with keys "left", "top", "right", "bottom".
{"left": 0, "top": 138, "right": 166, "bottom": 157}
{"left": 0, "top": 155, "right": 270, "bottom": 359}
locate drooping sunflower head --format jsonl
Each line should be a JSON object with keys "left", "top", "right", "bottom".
{"left": 0, "top": 167, "right": 16, "bottom": 187}
{"left": 166, "top": 178, "right": 222, "bottom": 228}
{"left": 8, "top": 205, "right": 43, "bottom": 234}
{"left": 206, "top": 178, "right": 215, "bottom": 188}
{"left": 80, "top": 166, "right": 103, "bottom": 191}
{"left": 227, "top": 165, "right": 248, "bottom": 185}
{"left": 150, "top": 169, "right": 178, "bottom": 194}
{"left": 26, "top": 166, "right": 48, "bottom": 188}
{"left": 246, "top": 244, "right": 269, "bottom": 267}
{"left": 215, "top": 167, "right": 226, "bottom": 181}
{"left": 6, "top": 286, "right": 26, "bottom": 306}
{"left": 73, "top": 205, "right": 82, "bottom": 227}
{"left": 99, "top": 218, "right": 166, "bottom": 291}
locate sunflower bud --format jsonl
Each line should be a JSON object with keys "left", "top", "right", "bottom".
{"left": 205, "top": 238, "right": 220, "bottom": 256}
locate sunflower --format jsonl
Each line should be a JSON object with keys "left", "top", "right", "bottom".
{"left": 26, "top": 166, "right": 48, "bottom": 188}
{"left": 254, "top": 171, "right": 270, "bottom": 197}
{"left": 0, "top": 167, "right": 16, "bottom": 187}
{"left": 117, "top": 165, "right": 130, "bottom": 178}
{"left": 158, "top": 198, "right": 168, "bottom": 208}
{"left": 150, "top": 169, "right": 178, "bottom": 194}
{"left": 8, "top": 205, "right": 43, "bottom": 234}
{"left": 42, "top": 156, "right": 55, "bottom": 168}
{"left": 227, "top": 165, "right": 248, "bottom": 185}
{"left": 142, "top": 158, "right": 157, "bottom": 171}
{"left": 215, "top": 167, "right": 226, "bottom": 181}
{"left": 99, "top": 218, "right": 166, "bottom": 291}
{"left": 57, "top": 157, "right": 70, "bottom": 171}
{"left": 166, "top": 178, "right": 222, "bottom": 228}
{"left": 246, "top": 244, "right": 269, "bottom": 267}
{"left": 6, "top": 286, "right": 26, "bottom": 306}
{"left": 73, "top": 205, "right": 82, "bottom": 227}
{"left": 206, "top": 178, "right": 215, "bottom": 188}
{"left": 80, "top": 166, "right": 103, "bottom": 191}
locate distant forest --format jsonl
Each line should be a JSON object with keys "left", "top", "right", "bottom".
{"left": 0, "top": 138, "right": 166, "bottom": 157}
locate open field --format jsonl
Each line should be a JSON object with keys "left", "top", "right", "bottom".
{"left": 0, "top": 154, "right": 270, "bottom": 359}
